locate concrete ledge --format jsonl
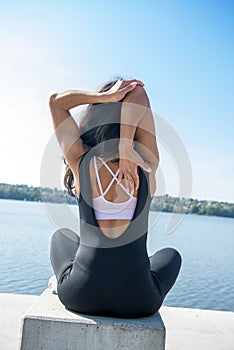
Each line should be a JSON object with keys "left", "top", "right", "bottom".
{"left": 19, "top": 288, "right": 165, "bottom": 350}
{"left": 1, "top": 293, "right": 233, "bottom": 350}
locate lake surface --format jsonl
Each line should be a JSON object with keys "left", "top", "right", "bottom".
{"left": 0, "top": 199, "right": 233, "bottom": 312}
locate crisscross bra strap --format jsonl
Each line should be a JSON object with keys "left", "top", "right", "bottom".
{"left": 93, "top": 156, "right": 104, "bottom": 195}
{"left": 93, "top": 156, "right": 132, "bottom": 197}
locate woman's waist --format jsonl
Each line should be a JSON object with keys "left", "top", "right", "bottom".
{"left": 79, "top": 215, "right": 149, "bottom": 249}
{"left": 75, "top": 242, "right": 149, "bottom": 272}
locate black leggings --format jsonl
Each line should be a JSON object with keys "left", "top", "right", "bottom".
{"left": 50, "top": 228, "right": 181, "bottom": 317}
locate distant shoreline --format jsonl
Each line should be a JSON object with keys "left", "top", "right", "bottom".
{"left": 1, "top": 183, "right": 234, "bottom": 219}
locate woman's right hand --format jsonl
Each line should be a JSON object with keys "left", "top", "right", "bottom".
{"left": 118, "top": 145, "right": 152, "bottom": 194}
{"left": 101, "top": 79, "right": 145, "bottom": 103}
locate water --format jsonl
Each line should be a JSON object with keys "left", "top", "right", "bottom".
{"left": 0, "top": 199, "right": 234, "bottom": 312}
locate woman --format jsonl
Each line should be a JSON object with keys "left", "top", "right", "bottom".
{"left": 49, "top": 78, "right": 181, "bottom": 318}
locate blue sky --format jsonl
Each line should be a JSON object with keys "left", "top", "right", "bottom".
{"left": 0, "top": 0, "right": 233, "bottom": 201}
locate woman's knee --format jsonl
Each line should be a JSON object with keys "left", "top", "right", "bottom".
{"left": 162, "top": 247, "right": 182, "bottom": 266}
{"left": 151, "top": 247, "right": 182, "bottom": 278}
{"left": 51, "top": 228, "right": 79, "bottom": 245}
{"left": 155, "top": 248, "right": 182, "bottom": 296}
{"left": 51, "top": 229, "right": 62, "bottom": 241}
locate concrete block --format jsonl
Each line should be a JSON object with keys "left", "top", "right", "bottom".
{"left": 19, "top": 288, "right": 165, "bottom": 350}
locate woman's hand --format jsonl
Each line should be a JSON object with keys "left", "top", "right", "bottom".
{"left": 118, "top": 145, "right": 152, "bottom": 194}
{"left": 101, "top": 79, "right": 144, "bottom": 103}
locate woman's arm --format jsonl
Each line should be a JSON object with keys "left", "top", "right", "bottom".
{"left": 49, "top": 90, "right": 104, "bottom": 170}
{"left": 118, "top": 86, "right": 159, "bottom": 195}
{"left": 49, "top": 80, "right": 143, "bottom": 171}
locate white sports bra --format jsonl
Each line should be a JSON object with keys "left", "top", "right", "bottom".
{"left": 92, "top": 156, "right": 137, "bottom": 220}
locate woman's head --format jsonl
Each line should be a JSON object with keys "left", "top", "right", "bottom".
{"left": 79, "top": 79, "right": 122, "bottom": 158}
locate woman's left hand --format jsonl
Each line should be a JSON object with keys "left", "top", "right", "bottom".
{"left": 101, "top": 79, "right": 145, "bottom": 103}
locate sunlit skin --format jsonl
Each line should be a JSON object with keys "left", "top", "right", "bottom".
{"left": 49, "top": 79, "right": 159, "bottom": 238}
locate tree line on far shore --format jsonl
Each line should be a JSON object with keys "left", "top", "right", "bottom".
{"left": 0, "top": 183, "right": 234, "bottom": 219}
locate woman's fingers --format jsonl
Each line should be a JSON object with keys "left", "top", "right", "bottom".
{"left": 133, "top": 152, "right": 152, "bottom": 173}
{"left": 118, "top": 168, "right": 139, "bottom": 194}
{"left": 118, "top": 170, "right": 123, "bottom": 183}
{"left": 109, "top": 82, "right": 138, "bottom": 102}
{"left": 124, "top": 176, "right": 133, "bottom": 194}
{"left": 138, "top": 160, "right": 152, "bottom": 173}
{"left": 118, "top": 155, "right": 141, "bottom": 193}
{"left": 119, "top": 151, "right": 151, "bottom": 194}
{"left": 122, "top": 79, "right": 144, "bottom": 87}
{"left": 133, "top": 171, "right": 139, "bottom": 191}
{"left": 118, "top": 79, "right": 144, "bottom": 92}
{"left": 128, "top": 177, "right": 134, "bottom": 195}
{"left": 104, "top": 79, "right": 144, "bottom": 103}
{"left": 119, "top": 82, "right": 138, "bottom": 97}
{"left": 130, "top": 79, "right": 144, "bottom": 87}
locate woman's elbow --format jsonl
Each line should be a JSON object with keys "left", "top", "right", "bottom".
{"left": 149, "top": 146, "right": 160, "bottom": 170}
{"left": 150, "top": 156, "right": 159, "bottom": 172}
{"left": 48, "top": 91, "right": 58, "bottom": 107}
{"left": 124, "top": 85, "right": 150, "bottom": 107}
